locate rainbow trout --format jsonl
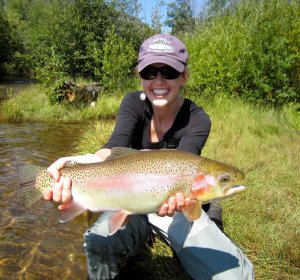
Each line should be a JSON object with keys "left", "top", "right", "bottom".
{"left": 18, "top": 147, "right": 246, "bottom": 234}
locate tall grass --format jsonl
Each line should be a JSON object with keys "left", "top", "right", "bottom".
{"left": 0, "top": 78, "right": 142, "bottom": 122}
{"left": 74, "top": 94, "right": 300, "bottom": 280}
{"left": 200, "top": 95, "right": 300, "bottom": 279}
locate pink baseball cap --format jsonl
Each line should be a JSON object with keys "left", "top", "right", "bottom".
{"left": 138, "top": 34, "right": 188, "bottom": 73}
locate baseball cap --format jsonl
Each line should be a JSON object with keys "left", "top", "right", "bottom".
{"left": 138, "top": 34, "right": 188, "bottom": 73}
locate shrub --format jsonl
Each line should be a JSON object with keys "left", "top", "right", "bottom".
{"left": 185, "top": 0, "right": 300, "bottom": 106}
{"left": 101, "top": 26, "right": 137, "bottom": 90}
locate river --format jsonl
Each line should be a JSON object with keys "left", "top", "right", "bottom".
{"left": 0, "top": 78, "right": 89, "bottom": 279}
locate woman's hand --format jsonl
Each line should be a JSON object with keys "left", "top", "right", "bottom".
{"left": 44, "top": 153, "right": 106, "bottom": 208}
{"left": 43, "top": 175, "right": 73, "bottom": 206}
{"left": 44, "top": 156, "right": 76, "bottom": 206}
{"left": 158, "top": 193, "right": 192, "bottom": 217}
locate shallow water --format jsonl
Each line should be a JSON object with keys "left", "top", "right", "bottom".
{"left": 0, "top": 121, "right": 91, "bottom": 277}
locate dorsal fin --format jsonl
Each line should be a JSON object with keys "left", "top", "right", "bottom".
{"left": 105, "top": 147, "right": 139, "bottom": 161}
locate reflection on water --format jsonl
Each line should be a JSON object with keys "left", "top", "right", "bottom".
{"left": 0, "top": 122, "right": 90, "bottom": 279}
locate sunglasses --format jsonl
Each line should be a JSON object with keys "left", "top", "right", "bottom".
{"left": 139, "top": 66, "right": 182, "bottom": 80}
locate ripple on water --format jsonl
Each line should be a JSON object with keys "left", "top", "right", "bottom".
{"left": 0, "top": 122, "right": 89, "bottom": 279}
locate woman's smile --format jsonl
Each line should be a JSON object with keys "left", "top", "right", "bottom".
{"left": 140, "top": 63, "right": 187, "bottom": 108}
{"left": 152, "top": 88, "right": 168, "bottom": 98}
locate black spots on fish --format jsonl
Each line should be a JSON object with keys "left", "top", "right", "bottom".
{"left": 34, "top": 171, "right": 52, "bottom": 192}
{"left": 64, "top": 167, "right": 90, "bottom": 185}
{"left": 19, "top": 165, "right": 44, "bottom": 185}
{"left": 18, "top": 183, "right": 44, "bottom": 208}
{"left": 143, "top": 185, "right": 155, "bottom": 197}
{"left": 174, "top": 186, "right": 182, "bottom": 193}
{"left": 146, "top": 184, "right": 170, "bottom": 195}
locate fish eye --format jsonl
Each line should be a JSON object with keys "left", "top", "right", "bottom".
{"left": 219, "top": 174, "right": 231, "bottom": 184}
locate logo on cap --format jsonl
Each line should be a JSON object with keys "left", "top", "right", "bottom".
{"left": 148, "top": 38, "right": 175, "bottom": 53}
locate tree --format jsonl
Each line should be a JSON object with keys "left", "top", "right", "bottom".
{"left": 108, "top": 0, "right": 141, "bottom": 18}
{"left": 201, "top": 0, "right": 237, "bottom": 19}
{"left": 166, "top": 0, "right": 195, "bottom": 34}
{"left": 1, "top": 0, "right": 150, "bottom": 85}
{"left": 151, "top": 0, "right": 165, "bottom": 34}
{"left": 0, "top": 8, "right": 12, "bottom": 73}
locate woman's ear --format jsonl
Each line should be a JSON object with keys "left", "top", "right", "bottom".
{"left": 181, "top": 68, "right": 189, "bottom": 85}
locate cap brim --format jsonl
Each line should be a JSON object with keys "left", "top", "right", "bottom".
{"left": 138, "top": 56, "right": 185, "bottom": 72}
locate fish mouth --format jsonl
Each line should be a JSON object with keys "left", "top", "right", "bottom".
{"left": 225, "top": 185, "right": 246, "bottom": 196}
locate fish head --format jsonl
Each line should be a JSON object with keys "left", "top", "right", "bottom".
{"left": 192, "top": 158, "right": 246, "bottom": 203}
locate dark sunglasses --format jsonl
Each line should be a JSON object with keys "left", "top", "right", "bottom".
{"left": 139, "top": 65, "right": 182, "bottom": 80}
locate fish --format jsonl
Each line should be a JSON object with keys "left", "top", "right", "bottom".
{"left": 18, "top": 147, "right": 246, "bottom": 234}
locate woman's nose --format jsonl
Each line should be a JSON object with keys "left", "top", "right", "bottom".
{"left": 153, "top": 72, "right": 165, "bottom": 82}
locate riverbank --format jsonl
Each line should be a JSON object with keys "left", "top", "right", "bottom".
{"left": 0, "top": 84, "right": 123, "bottom": 122}
{"left": 1, "top": 85, "right": 299, "bottom": 279}
{"left": 1, "top": 84, "right": 299, "bottom": 127}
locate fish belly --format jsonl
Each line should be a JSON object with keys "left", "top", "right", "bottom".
{"left": 72, "top": 173, "right": 192, "bottom": 214}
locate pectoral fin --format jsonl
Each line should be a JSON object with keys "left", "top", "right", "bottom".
{"left": 60, "top": 200, "right": 87, "bottom": 223}
{"left": 108, "top": 211, "right": 130, "bottom": 235}
{"left": 182, "top": 200, "right": 202, "bottom": 221}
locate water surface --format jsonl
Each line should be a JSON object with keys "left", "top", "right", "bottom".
{"left": 0, "top": 119, "right": 90, "bottom": 278}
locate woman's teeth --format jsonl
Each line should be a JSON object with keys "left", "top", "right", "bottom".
{"left": 153, "top": 89, "right": 168, "bottom": 96}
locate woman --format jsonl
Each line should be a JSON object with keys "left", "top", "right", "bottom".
{"left": 45, "top": 34, "right": 254, "bottom": 280}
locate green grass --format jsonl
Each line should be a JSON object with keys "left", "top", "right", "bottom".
{"left": 1, "top": 86, "right": 299, "bottom": 279}
{"left": 200, "top": 96, "right": 300, "bottom": 279}
{"left": 0, "top": 85, "right": 123, "bottom": 123}
{"left": 74, "top": 94, "right": 300, "bottom": 280}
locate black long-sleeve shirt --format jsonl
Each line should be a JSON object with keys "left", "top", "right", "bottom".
{"left": 103, "top": 91, "right": 224, "bottom": 229}
{"left": 103, "top": 91, "right": 211, "bottom": 155}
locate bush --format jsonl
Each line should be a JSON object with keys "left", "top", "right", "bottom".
{"left": 3, "top": 0, "right": 149, "bottom": 90}
{"left": 185, "top": 0, "right": 300, "bottom": 106}
{"left": 101, "top": 26, "right": 137, "bottom": 90}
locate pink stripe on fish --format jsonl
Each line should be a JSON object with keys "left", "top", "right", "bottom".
{"left": 82, "top": 173, "right": 189, "bottom": 193}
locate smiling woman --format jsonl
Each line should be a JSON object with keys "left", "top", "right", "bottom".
{"left": 44, "top": 34, "right": 254, "bottom": 280}
{"left": 139, "top": 62, "right": 186, "bottom": 108}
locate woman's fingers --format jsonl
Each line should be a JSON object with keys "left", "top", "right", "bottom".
{"left": 45, "top": 153, "right": 103, "bottom": 204}
{"left": 49, "top": 177, "right": 72, "bottom": 204}
{"left": 158, "top": 193, "right": 192, "bottom": 217}
{"left": 175, "top": 193, "right": 185, "bottom": 211}
{"left": 52, "top": 179, "right": 64, "bottom": 202}
{"left": 58, "top": 201, "right": 73, "bottom": 211}
{"left": 61, "top": 177, "right": 72, "bottom": 203}
{"left": 44, "top": 189, "right": 53, "bottom": 200}
{"left": 47, "top": 157, "right": 70, "bottom": 182}
{"left": 167, "top": 196, "right": 176, "bottom": 216}
{"left": 158, "top": 203, "right": 169, "bottom": 216}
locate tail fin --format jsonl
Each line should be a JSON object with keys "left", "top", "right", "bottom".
{"left": 18, "top": 165, "right": 44, "bottom": 208}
